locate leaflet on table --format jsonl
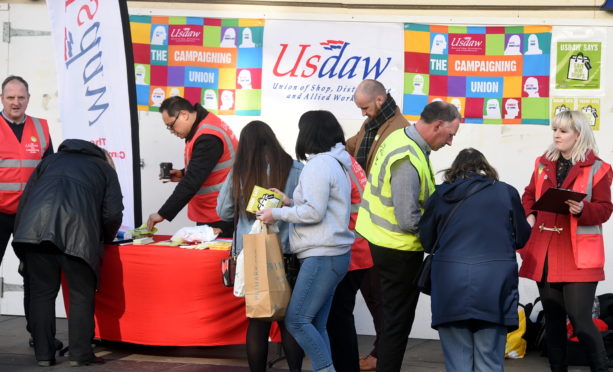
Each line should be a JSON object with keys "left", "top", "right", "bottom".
{"left": 133, "top": 237, "right": 155, "bottom": 245}
{"left": 179, "top": 239, "right": 232, "bottom": 250}
{"left": 118, "top": 237, "right": 155, "bottom": 246}
{"left": 151, "top": 240, "right": 182, "bottom": 246}
{"left": 114, "top": 224, "right": 157, "bottom": 243}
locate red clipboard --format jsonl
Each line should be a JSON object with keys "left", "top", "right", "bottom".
{"left": 532, "top": 188, "right": 587, "bottom": 214}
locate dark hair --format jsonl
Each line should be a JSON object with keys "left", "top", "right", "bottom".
{"left": 420, "top": 101, "right": 461, "bottom": 124}
{"left": 159, "top": 96, "right": 196, "bottom": 116}
{"left": 443, "top": 147, "right": 499, "bottom": 183}
{"left": 2, "top": 75, "right": 29, "bottom": 93}
{"left": 232, "top": 121, "right": 293, "bottom": 215}
{"left": 295, "top": 110, "right": 345, "bottom": 161}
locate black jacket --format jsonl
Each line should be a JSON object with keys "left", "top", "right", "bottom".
{"left": 12, "top": 139, "right": 124, "bottom": 277}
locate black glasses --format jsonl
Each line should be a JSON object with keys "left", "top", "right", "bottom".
{"left": 166, "top": 114, "right": 179, "bottom": 131}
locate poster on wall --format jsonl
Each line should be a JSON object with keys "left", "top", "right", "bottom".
{"left": 555, "top": 42, "right": 601, "bottom": 90}
{"left": 130, "top": 15, "right": 264, "bottom": 115}
{"left": 551, "top": 97, "right": 575, "bottom": 117}
{"left": 578, "top": 97, "right": 600, "bottom": 130}
{"left": 551, "top": 96, "right": 600, "bottom": 131}
{"left": 261, "top": 20, "right": 404, "bottom": 119}
{"left": 403, "top": 24, "right": 552, "bottom": 125}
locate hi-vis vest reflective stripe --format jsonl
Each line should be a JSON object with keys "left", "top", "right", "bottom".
{"left": 356, "top": 129, "right": 435, "bottom": 251}
{"left": 534, "top": 156, "right": 611, "bottom": 269}
{"left": 184, "top": 114, "right": 238, "bottom": 223}
{"left": 0, "top": 116, "right": 50, "bottom": 214}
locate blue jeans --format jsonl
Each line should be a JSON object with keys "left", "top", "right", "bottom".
{"left": 285, "top": 252, "right": 350, "bottom": 372}
{"left": 438, "top": 320, "right": 507, "bottom": 372}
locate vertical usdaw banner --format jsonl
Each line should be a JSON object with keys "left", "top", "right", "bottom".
{"left": 47, "top": 0, "right": 141, "bottom": 228}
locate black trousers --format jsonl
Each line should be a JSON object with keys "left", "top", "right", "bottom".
{"left": 1, "top": 212, "right": 31, "bottom": 333}
{"left": 246, "top": 317, "right": 304, "bottom": 372}
{"left": 370, "top": 243, "right": 423, "bottom": 372}
{"left": 358, "top": 266, "right": 384, "bottom": 358}
{"left": 328, "top": 268, "right": 367, "bottom": 372}
{"left": 0, "top": 212, "right": 15, "bottom": 264}
{"left": 538, "top": 280, "right": 606, "bottom": 368}
{"left": 24, "top": 243, "right": 97, "bottom": 362}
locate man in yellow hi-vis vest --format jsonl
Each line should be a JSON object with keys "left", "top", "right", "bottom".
{"left": 355, "top": 101, "right": 461, "bottom": 372}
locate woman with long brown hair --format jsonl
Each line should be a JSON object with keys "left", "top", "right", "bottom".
{"left": 217, "top": 120, "right": 304, "bottom": 372}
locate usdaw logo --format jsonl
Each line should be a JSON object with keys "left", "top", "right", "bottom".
{"left": 272, "top": 39, "right": 391, "bottom": 80}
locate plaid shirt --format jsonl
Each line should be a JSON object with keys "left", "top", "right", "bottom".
{"left": 355, "top": 94, "right": 398, "bottom": 170}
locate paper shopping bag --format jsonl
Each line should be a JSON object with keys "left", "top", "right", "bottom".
{"left": 243, "top": 228, "right": 291, "bottom": 320}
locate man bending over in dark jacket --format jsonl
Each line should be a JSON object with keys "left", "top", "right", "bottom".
{"left": 12, "top": 139, "right": 123, "bottom": 367}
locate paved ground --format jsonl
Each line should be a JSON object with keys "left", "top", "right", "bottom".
{"left": 0, "top": 315, "right": 592, "bottom": 371}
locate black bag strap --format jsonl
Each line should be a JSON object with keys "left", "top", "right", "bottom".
{"left": 430, "top": 181, "right": 492, "bottom": 255}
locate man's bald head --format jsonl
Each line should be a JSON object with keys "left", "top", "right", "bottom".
{"left": 356, "top": 79, "right": 386, "bottom": 100}
{"left": 354, "top": 80, "right": 388, "bottom": 121}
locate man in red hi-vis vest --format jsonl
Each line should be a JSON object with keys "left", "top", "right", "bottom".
{"left": 0, "top": 75, "right": 57, "bottom": 350}
{"left": 147, "top": 96, "right": 238, "bottom": 238}
{"left": 0, "top": 76, "right": 53, "bottom": 262}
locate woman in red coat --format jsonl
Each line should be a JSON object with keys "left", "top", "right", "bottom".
{"left": 519, "top": 110, "right": 613, "bottom": 372}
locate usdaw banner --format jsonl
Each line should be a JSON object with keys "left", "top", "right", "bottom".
{"left": 130, "top": 16, "right": 264, "bottom": 115}
{"left": 262, "top": 20, "right": 404, "bottom": 119}
{"left": 403, "top": 24, "right": 552, "bottom": 124}
{"left": 47, "top": 0, "right": 140, "bottom": 228}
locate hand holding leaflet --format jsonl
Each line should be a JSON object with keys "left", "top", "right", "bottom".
{"left": 532, "top": 188, "right": 587, "bottom": 214}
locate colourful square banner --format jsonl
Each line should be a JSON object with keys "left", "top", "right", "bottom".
{"left": 403, "top": 23, "right": 551, "bottom": 125}
{"left": 130, "top": 16, "right": 264, "bottom": 115}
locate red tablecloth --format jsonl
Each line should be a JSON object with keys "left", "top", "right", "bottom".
{"left": 92, "top": 237, "right": 278, "bottom": 346}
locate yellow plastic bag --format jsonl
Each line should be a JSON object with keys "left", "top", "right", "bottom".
{"left": 505, "top": 308, "right": 527, "bottom": 359}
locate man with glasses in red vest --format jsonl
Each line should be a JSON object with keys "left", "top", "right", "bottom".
{"left": 146, "top": 96, "right": 238, "bottom": 238}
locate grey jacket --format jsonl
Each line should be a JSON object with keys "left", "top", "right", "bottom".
{"left": 272, "top": 143, "right": 354, "bottom": 259}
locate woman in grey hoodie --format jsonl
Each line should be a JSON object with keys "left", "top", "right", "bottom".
{"left": 259, "top": 110, "right": 354, "bottom": 372}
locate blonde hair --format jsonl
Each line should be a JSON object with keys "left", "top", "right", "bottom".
{"left": 545, "top": 110, "right": 597, "bottom": 164}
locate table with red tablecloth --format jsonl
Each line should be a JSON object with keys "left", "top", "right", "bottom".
{"left": 91, "top": 236, "right": 278, "bottom": 346}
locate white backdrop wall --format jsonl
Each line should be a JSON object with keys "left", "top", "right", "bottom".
{"left": 1, "top": 1, "right": 613, "bottom": 340}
